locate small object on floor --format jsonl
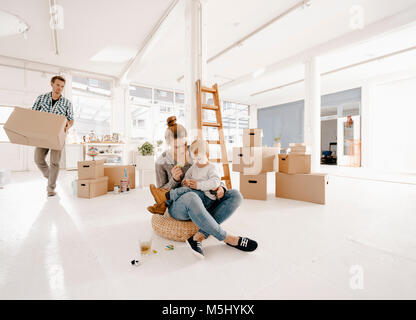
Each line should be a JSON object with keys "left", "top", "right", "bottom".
{"left": 165, "top": 244, "right": 174, "bottom": 251}
{"left": 131, "top": 259, "right": 141, "bottom": 266}
{"left": 185, "top": 236, "right": 204, "bottom": 259}
{"left": 152, "top": 249, "right": 157, "bottom": 254}
{"left": 226, "top": 237, "right": 258, "bottom": 252}
{"left": 47, "top": 191, "right": 57, "bottom": 197}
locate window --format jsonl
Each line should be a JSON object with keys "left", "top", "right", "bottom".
{"left": 130, "top": 85, "right": 152, "bottom": 106}
{"left": 129, "top": 85, "right": 186, "bottom": 141}
{"left": 129, "top": 85, "right": 153, "bottom": 140}
{"left": 71, "top": 76, "right": 112, "bottom": 141}
{"left": 154, "top": 89, "right": 174, "bottom": 103}
{"left": 342, "top": 102, "right": 360, "bottom": 117}
{"left": 73, "top": 76, "right": 112, "bottom": 96}
{"left": 222, "top": 101, "right": 249, "bottom": 150}
{"left": 0, "top": 106, "right": 14, "bottom": 142}
{"left": 72, "top": 93, "right": 112, "bottom": 140}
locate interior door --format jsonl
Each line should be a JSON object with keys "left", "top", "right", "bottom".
{"left": 337, "top": 115, "right": 361, "bottom": 167}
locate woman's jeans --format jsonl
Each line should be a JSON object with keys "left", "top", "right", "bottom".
{"left": 167, "top": 187, "right": 243, "bottom": 241}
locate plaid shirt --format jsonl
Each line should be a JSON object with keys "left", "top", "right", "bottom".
{"left": 32, "top": 92, "right": 74, "bottom": 121}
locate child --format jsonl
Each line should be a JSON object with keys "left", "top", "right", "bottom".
{"left": 147, "top": 139, "right": 221, "bottom": 215}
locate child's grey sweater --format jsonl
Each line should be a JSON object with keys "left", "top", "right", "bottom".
{"left": 184, "top": 163, "right": 221, "bottom": 200}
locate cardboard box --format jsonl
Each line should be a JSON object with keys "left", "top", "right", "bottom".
{"left": 232, "top": 147, "right": 279, "bottom": 174}
{"left": 104, "top": 164, "right": 136, "bottom": 191}
{"left": 275, "top": 172, "right": 328, "bottom": 204}
{"left": 77, "top": 176, "right": 108, "bottom": 199}
{"left": 4, "top": 106, "right": 67, "bottom": 150}
{"left": 243, "top": 128, "right": 262, "bottom": 147}
{"left": 78, "top": 160, "right": 105, "bottom": 180}
{"left": 239, "top": 173, "right": 267, "bottom": 200}
{"left": 278, "top": 154, "right": 311, "bottom": 174}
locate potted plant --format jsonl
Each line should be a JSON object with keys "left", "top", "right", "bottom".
{"left": 136, "top": 141, "right": 155, "bottom": 170}
{"left": 273, "top": 135, "right": 282, "bottom": 148}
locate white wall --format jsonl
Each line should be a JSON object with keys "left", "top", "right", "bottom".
{"left": 370, "top": 76, "right": 416, "bottom": 174}
{"left": 0, "top": 65, "right": 56, "bottom": 171}
{"left": 255, "top": 63, "right": 416, "bottom": 174}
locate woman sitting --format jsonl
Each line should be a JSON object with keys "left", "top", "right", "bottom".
{"left": 147, "top": 116, "right": 258, "bottom": 258}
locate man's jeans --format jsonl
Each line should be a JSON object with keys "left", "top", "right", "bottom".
{"left": 34, "top": 147, "right": 62, "bottom": 192}
{"left": 167, "top": 187, "right": 243, "bottom": 241}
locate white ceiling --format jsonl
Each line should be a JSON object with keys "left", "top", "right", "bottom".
{"left": 0, "top": 0, "right": 174, "bottom": 76}
{"left": 1, "top": 0, "right": 416, "bottom": 106}
{"left": 129, "top": 0, "right": 416, "bottom": 100}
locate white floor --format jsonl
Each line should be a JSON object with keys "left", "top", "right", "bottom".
{"left": 1, "top": 169, "right": 416, "bottom": 300}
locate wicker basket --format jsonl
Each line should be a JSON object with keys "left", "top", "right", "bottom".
{"left": 151, "top": 213, "right": 198, "bottom": 242}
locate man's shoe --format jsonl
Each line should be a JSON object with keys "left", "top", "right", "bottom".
{"left": 147, "top": 203, "right": 166, "bottom": 215}
{"left": 149, "top": 184, "right": 168, "bottom": 204}
{"left": 186, "top": 236, "right": 204, "bottom": 259}
{"left": 47, "top": 191, "right": 57, "bottom": 197}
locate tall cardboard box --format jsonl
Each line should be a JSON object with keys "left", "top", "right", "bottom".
{"left": 104, "top": 165, "right": 136, "bottom": 191}
{"left": 232, "top": 147, "right": 279, "bottom": 174}
{"left": 239, "top": 173, "right": 267, "bottom": 200}
{"left": 278, "top": 154, "right": 311, "bottom": 174}
{"left": 78, "top": 160, "right": 105, "bottom": 180}
{"left": 275, "top": 172, "right": 328, "bottom": 204}
{"left": 4, "top": 107, "right": 67, "bottom": 150}
{"left": 243, "top": 128, "right": 262, "bottom": 147}
{"left": 78, "top": 176, "right": 108, "bottom": 199}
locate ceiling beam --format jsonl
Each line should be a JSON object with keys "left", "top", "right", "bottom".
{"left": 0, "top": 55, "right": 117, "bottom": 81}
{"left": 220, "top": 4, "right": 416, "bottom": 91}
{"left": 176, "top": 0, "right": 311, "bottom": 82}
{"left": 119, "top": 0, "right": 180, "bottom": 83}
{"left": 251, "top": 44, "right": 416, "bottom": 97}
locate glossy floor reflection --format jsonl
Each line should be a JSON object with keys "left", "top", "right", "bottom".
{"left": 0, "top": 170, "right": 416, "bottom": 299}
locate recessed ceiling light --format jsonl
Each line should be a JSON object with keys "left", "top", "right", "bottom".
{"left": 0, "top": 10, "right": 30, "bottom": 38}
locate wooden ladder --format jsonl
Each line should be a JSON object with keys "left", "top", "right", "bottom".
{"left": 196, "top": 80, "right": 232, "bottom": 189}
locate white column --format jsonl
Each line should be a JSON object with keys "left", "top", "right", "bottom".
{"left": 360, "top": 84, "right": 371, "bottom": 168}
{"left": 304, "top": 57, "right": 321, "bottom": 172}
{"left": 184, "top": 0, "right": 207, "bottom": 140}
{"left": 112, "top": 83, "right": 129, "bottom": 139}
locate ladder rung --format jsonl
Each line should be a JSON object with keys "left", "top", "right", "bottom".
{"left": 202, "top": 122, "right": 220, "bottom": 127}
{"left": 209, "top": 158, "right": 221, "bottom": 163}
{"left": 221, "top": 176, "right": 230, "bottom": 181}
{"left": 202, "top": 104, "right": 219, "bottom": 110}
{"left": 201, "top": 86, "right": 216, "bottom": 94}
{"left": 207, "top": 140, "right": 221, "bottom": 144}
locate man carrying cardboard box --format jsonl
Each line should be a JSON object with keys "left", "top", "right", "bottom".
{"left": 32, "top": 75, "right": 74, "bottom": 197}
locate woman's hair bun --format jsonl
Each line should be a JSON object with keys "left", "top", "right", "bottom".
{"left": 167, "top": 116, "right": 177, "bottom": 127}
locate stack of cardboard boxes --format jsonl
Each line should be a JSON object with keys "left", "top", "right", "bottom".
{"left": 276, "top": 143, "right": 328, "bottom": 204}
{"left": 77, "top": 160, "right": 108, "bottom": 198}
{"left": 77, "top": 161, "right": 137, "bottom": 198}
{"left": 232, "top": 128, "right": 279, "bottom": 200}
{"left": 104, "top": 164, "right": 136, "bottom": 191}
